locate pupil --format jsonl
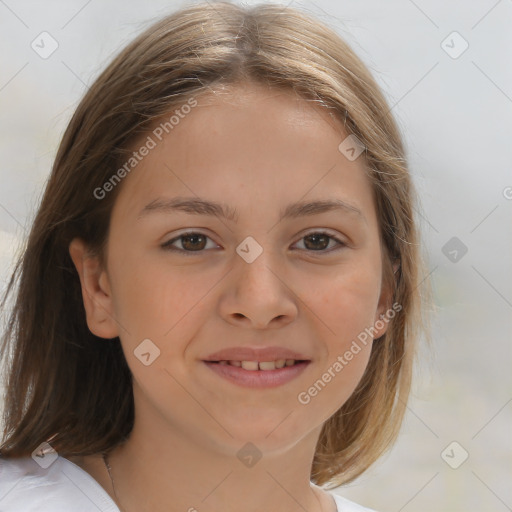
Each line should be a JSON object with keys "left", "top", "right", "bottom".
{"left": 183, "top": 234, "right": 206, "bottom": 251}
{"left": 305, "top": 234, "right": 328, "bottom": 250}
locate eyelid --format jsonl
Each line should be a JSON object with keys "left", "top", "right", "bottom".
{"left": 161, "top": 228, "right": 348, "bottom": 254}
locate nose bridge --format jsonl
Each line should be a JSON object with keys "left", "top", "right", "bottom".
{"left": 228, "top": 242, "right": 293, "bottom": 327}
{"left": 230, "top": 231, "right": 300, "bottom": 319}
{"left": 235, "top": 234, "right": 280, "bottom": 291}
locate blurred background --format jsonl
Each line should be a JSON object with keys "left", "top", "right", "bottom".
{"left": 0, "top": 1, "right": 511, "bottom": 511}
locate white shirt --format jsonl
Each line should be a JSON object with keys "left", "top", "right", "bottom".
{"left": 0, "top": 456, "right": 377, "bottom": 511}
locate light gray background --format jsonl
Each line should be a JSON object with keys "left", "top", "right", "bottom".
{"left": 1, "top": 1, "right": 511, "bottom": 511}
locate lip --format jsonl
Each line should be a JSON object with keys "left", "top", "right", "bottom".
{"left": 203, "top": 360, "right": 311, "bottom": 388}
{"left": 203, "top": 346, "right": 311, "bottom": 363}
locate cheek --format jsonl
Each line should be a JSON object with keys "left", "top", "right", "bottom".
{"left": 296, "top": 269, "right": 379, "bottom": 417}
{"left": 298, "top": 259, "right": 381, "bottom": 408}
{"left": 313, "top": 261, "right": 382, "bottom": 344}
{"left": 297, "top": 341, "right": 372, "bottom": 423}
{"left": 107, "top": 246, "right": 216, "bottom": 358}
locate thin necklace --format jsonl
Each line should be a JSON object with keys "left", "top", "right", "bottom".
{"left": 103, "top": 451, "right": 127, "bottom": 512}
{"left": 103, "top": 452, "right": 329, "bottom": 512}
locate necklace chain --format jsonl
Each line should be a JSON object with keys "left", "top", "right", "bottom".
{"left": 103, "top": 451, "right": 127, "bottom": 512}
{"left": 102, "top": 451, "right": 329, "bottom": 512}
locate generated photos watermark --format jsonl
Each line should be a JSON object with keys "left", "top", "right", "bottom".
{"left": 297, "top": 301, "right": 402, "bottom": 405}
{"left": 93, "top": 97, "right": 198, "bottom": 200}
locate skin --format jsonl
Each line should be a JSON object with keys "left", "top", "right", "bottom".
{"left": 68, "top": 83, "right": 394, "bottom": 512}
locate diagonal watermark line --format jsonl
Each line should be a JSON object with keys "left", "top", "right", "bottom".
{"left": 407, "top": 0, "right": 439, "bottom": 28}
{"left": 413, "top": 204, "right": 439, "bottom": 233}
{"left": 472, "top": 61, "right": 512, "bottom": 105}
{"left": 61, "top": 469, "right": 103, "bottom": 511}
{"left": 163, "top": 368, "right": 234, "bottom": 437}
{"left": 162, "top": 268, "right": 234, "bottom": 338}
{"left": 472, "top": 398, "right": 512, "bottom": 439}
{"left": 469, "top": 204, "right": 499, "bottom": 233}
{"left": 61, "top": 0, "right": 93, "bottom": 29}
{"left": 163, "top": 163, "right": 235, "bottom": 235}
{"left": 61, "top": 60, "right": 88, "bottom": 89}
{"left": 204, "top": 0, "right": 236, "bottom": 26}
{"left": 0, "top": 62, "right": 29, "bottom": 93}
{"left": 0, "top": 202, "right": 26, "bottom": 232}
{"left": 304, "top": 1, "right": 348, "bottom": 29}
{"left": 398, "top": 472, "right": 439, "bottom": 512}
{"left": 261, "top": 0, "right": 296, "bottom": 26}
{"left": 266, "top": 470, "right": 311, "bottom": 512}
{"left": 471, "top": 0, "right": 503, "bottom": 30}
{"left": 200, "top": 470, "right": 234, "bottom": 502}
{"left": 472, "top": 471, "right": 512, "bottom": 510}
{"left": 413, "top": 265, "right": 438, "bottom": 292}
{"left": 264, "top": 265, "right": 336, "bottom": 335}
{"left": 386, "top": 62, "right": 439, "bottom": 116}
{"left": 471, "top": 265, "right": 512, "bottom": 308}
{"left": 0, "top": 474, "right": 23, "bottom": 505}
{"left": 162, "top": 160, "right": 361, "bottom": 337}
{"left": 266, "top": 163, "right": 337, "bottom": 235}
{"left": 265, "top": 410, "right": 294, "bottom": 438}
{"left": 0, "top": 0, "right": 29, "bottom": 28}
{"left": 82, "top": 286, "right": 132, "bottom": 337}
{"left": 404, "top": 400, "right": 439, "bottom": 438}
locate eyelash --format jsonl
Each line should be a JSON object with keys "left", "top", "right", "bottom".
{"left": 161, "top": 230, "right": 347, "bottom": 256}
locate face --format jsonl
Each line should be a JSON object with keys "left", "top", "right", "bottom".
{"left": 70, "top": 83, "right": 393, "bottom": 456}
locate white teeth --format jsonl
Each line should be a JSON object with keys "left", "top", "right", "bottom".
{"left": 241, "top": 360, "right": 259, "bottom": 371}
{"left": 222, "top": 359, "right": 297, "bottom": 370}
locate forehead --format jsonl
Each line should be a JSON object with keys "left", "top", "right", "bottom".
{"left": 110, "top": 84, "right": 376, "bottom": 226}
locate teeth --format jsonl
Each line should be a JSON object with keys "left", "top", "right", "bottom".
{"left": 241, "top": 361, "right": 259, "bottom": 371}
{"left": 218, "top": 359, "right": 297, "bottom": 370}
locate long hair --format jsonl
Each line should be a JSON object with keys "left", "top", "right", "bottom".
{"left": 0, "top": 1, "right": 429, "bottom": 487}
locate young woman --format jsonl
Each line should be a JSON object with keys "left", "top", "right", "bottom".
{"left": 0, "top": 3, "right": 428, "bottom": 511}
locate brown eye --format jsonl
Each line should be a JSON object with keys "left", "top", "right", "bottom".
{"left": 293, "top": 231, "right": 346, "bottom": 253}
{"left": 162, "top": 232, "right": 217, "bottom": 253}
{"left": 179, "top": 233, "right": 207, "bottom": 251}
{"left": 161, "top": 230, "right": 346, "bottom": 256}
{"left": 303, "top": 233, "right": 330, "bottom": 251}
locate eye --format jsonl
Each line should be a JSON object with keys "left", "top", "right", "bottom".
{"left": 161, "top": 230, "right": 346, "bottom": 255}
{"left": 161, "top": 232, "right": 219, "bottom": 254}
{"left": 292, "top": 231, "right": 347, "bottom": 254}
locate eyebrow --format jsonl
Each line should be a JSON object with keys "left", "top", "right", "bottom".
{"left": 136, "top": 196, "right": 365, "bottom": 224}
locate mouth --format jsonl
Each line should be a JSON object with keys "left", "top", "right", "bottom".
{"left": 206, "top": 359, "right": 308, "bottom": 370}
{"left": 202, "top": 359, "right": 311, "bottom": 388}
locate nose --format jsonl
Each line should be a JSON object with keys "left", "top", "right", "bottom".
{"left": 220, "top": 245, "right": 298, "bottom": 329}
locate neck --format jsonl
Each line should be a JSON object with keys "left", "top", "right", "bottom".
{"left": 104, "top": 400, "right": 334, "bottom": 512}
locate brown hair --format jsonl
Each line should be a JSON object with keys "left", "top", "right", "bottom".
{"left": 0, "top": 1, "right": 429, "bottom": 487}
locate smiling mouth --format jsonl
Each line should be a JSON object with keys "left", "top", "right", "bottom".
{"left": 203, "top": 358, "right": 311, "bottom": 388}
{"left": 208, "top": 359, "right": 308, "bottom": 370}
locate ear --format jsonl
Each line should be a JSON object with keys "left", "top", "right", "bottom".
{"left": 372, "top": 260, "right": 400, "bottom": 339}
{"left": 69, "top": 237, "right": 119, "bottom": 339}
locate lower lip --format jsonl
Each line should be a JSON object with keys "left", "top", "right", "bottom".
{"left": 203, "top": 361, "right": 310, "bottom": 388}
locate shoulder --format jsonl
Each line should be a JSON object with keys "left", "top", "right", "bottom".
{"left": 0, "top": 455, "right": 119, "bottom": 512}
{"left": 329, "top": 491, "right": 379, "bottom": 512}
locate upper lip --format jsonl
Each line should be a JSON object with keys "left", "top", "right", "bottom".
{"left": 203, "top": 346, "right": 311, "bottom": 362}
